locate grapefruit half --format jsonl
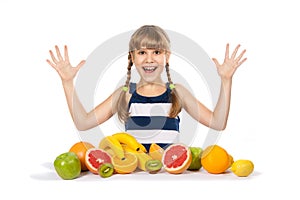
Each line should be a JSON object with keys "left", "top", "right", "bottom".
{"left": 162, "top": 143, "right": 192, "bottom": 174}
{"left": 85, "top": 148, "right": 112, "bottom": 174}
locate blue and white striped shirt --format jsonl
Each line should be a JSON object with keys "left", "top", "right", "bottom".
{"left": 125, "top": 82, "right": 180, "bottom": 145}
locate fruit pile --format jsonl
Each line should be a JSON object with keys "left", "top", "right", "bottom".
{"left": 53, "top": 132, "right": 254, "bottom": 180}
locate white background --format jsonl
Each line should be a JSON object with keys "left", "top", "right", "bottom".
{"left": 1, "top": 0, "right": 299, "bottom": 199}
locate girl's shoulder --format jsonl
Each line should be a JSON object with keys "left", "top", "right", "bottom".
{"left": 173, "top": 83, "right": 187, "bottom": 93}
{"left": 173, "top": 83, "right": 194, "bottom": 99}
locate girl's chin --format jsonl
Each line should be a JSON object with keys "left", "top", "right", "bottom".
{"left": 137, "top": 70, "right": 163, "bottom": 83}
{"left": 140, "top": 76, "right": 161, "bottom": 84}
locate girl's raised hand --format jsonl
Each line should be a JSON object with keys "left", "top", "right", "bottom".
{"left": 46, "top": 45, "right": 85, "bottom": 82}
{"left": 212, "top": 44, "right": 247, "bottom": 80}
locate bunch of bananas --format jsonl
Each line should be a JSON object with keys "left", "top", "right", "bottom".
{"left": 99, "top": 132, "right": 152, "bottom": 171}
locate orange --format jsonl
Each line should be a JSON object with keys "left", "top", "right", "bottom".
{"left": 227, "top": 154, "right": 234, "bottom": 169}
{"left": 149, "top": 143, "right": 164, "bottom": 161}
{"left": 69, "top": 141, "right": 95, "bottom": 171}
{"left": 201, "top": 145, "right": 230, "bottom": 174}
{"left": 112, "top": 152, "right": 138, "bottom": 174}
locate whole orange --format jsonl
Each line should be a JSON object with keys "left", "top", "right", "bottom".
{"left": 201, "top": 145, "right": 230, "bottom": 174}
{"left": 69, "top": 141, "right": 95, "bottom": 171}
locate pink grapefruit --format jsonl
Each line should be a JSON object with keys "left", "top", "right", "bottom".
{"left": 162, "top": 143, "right": 192, "bottom": 174}
{"left": 85, "top": 148, "right": 112, "bottom": 174}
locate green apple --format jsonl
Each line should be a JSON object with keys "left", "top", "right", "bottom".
{"left": 188, "top": 147, "right": 203, "bottom": 170}
{"left": 54, "top": 152, "right": 81, "bottom": 180}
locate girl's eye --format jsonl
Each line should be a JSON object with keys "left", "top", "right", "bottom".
{"left": 154, "top": 50, "right": 161, "bottom": 55}
{"left": 138, "top": 51, "right": 145, "bottom": 55}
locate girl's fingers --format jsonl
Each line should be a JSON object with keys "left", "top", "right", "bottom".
{"left": 212, "top": 58, "right": 220, "bottom": 67}
{"left": 224, "top": 43, "right": 230, "bottom": 61}
{"left": 76, "top": 60, "right": 86, "bottom": 70}
{"left": 235, "top": 49, "right": 246, "bottom": 62}
{"left": 55, "top": 45, "right": 63, "bottom": 61}
{"left": 231, "top": 44, "right": 241, "bottom": 59}
{"left": 46, "top": 59, "right": 56, "bottom": 69}
{"left": 236, "top": 57, "right": 247, "bottom": 68}
{"left": 64, "top": 45, "right": 69, "bottom": 62}
{"left": 49, "top": 50, "right": 58, "bottom": 64}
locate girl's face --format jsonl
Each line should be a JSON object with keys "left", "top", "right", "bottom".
{"left": 132, "top": 48, "right": 169, "bottom": 84}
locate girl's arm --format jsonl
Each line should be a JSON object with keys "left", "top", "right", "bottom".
{"left": 47, "top": 45, "right": 116, "bottom": 131}
{"left": 210, "top": 44, "right": 247, "bottom": 130}
{"left": 177, "top": 44, "right": 247, "bottom": 130}
{"left": 60, "top": 81, "right": 116, "bottom": 131}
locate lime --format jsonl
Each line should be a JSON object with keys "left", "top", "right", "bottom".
{"left": 188, "top": 147, "right": 202, "bottom": 171}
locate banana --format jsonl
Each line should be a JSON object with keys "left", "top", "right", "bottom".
{"left": 103, "top": 147, "right": 115, "bottom": 157}
{"left": 99, "top": 136, "right": 125, "bottom": 160}
{"left": 138, "top": 143, "right": 147, "bottom": 153}
{"left": 123, "top": 145, "right": 152, "bottom": 171}
{"left": 112, "top": 132, "right": 141, "bottom": 152}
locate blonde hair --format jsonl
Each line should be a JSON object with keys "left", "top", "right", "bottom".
{"left": 116, "top": 25, "right": 181, "bottom": 122}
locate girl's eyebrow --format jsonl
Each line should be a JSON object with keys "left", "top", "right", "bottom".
{"left": 137, "top": 48, "right": 163, "bottom": 51}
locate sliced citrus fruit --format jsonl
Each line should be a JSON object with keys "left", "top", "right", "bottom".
{"left": 112, "top": 152, "right": 138, "bottom": 174}
{"left": 162, "top": 143, "right": 192, "bottom": 174}
{"left": 149, "top": 143, "right": 164, "bottom": 161}
{"left": 85, "top": 148, "right": 112, "bottom": 174}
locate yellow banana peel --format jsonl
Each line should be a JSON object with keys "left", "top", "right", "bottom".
{"left": 112, "top": 132, "right": 141, "bottom": 152}
{"left": 99, "top": 136, "right": 125, "bottom": 160}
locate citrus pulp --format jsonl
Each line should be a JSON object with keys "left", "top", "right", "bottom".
{"left": 162, "top": 143, "right": 192, "bottom": 174}
{"left": 85, "top": 148, "right": 112, "bottom": 174}
{"left": 112, "top": 152, "right": 138, "bottom": 174}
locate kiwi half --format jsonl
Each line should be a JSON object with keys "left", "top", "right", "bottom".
{"left": 145, "top": 159, "right": 163, "bottom": 174}
{"left": 98, "top": 163, "right": 114, "bottom": 178}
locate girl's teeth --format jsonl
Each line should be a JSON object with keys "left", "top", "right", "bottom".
{"left": 143, "top": 67, "right": 156, "bottom": 72}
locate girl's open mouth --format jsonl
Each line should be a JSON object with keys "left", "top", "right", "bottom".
{"left": 142, "top": 66, "right": 157, "bottom": 73}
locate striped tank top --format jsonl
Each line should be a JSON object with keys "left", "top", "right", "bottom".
{"left": 125, "top": 82, "right": 180, "bottom": 150}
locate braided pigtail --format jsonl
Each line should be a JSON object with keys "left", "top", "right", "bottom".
{"left": 166, "top": 63, "right": 182, "bottom": 118}
{"left": 116, "top": 53, "right": 133, "bottom": 122}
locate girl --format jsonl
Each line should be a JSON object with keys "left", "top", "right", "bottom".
{"left": 47, "top": 25, "right": 247, "bottom": 151}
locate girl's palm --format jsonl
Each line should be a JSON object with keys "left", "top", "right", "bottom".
{"left": 212, "top": 44, "right": 247, "bottom": 80}
{"left": 46, "top": 45, "right": 85, "bottom": 82}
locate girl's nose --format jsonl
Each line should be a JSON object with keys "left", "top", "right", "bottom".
{"left": 146, "top": 53, "right": 154, "bottom": 63}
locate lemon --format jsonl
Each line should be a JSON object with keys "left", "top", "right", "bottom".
{"left": 231, "top": 159, "right": 254, "bottom": 177}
